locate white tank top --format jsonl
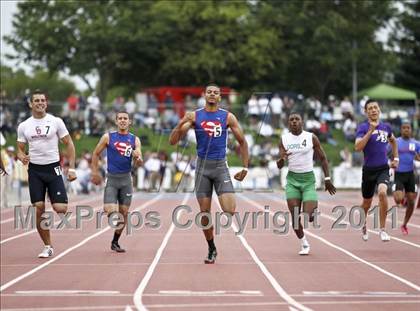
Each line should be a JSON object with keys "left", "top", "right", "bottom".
{"left": 17, "top": 114, "right": 69, "bottom": 165}
{"left": 281, "top": 130, "right": 314, "bottom": 173}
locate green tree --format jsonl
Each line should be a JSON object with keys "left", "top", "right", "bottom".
{"left": 259, "top": 0, "right": 396, "bottom": 99}
{"left": 4, "top": 0, "right": 397, "bottom": 101}
{"left": 4, "top": 1, "right": 155, "bottom": 100}
{"left": 1, "top": 64, "right": 75, "bottom": 102}
{"left": 393, "top": 0, "right": 420, "bottom": 96}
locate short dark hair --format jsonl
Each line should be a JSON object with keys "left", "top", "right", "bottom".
{"left": 288, "top": 111, "right": 303, "bottom": 120}
{"left": 364, "top": 99, "right": 378, "bottom": 110}
{"left": 206, "top": 83, "right": 220, "bottom": 90}
{"left": 30, "top": 89, "right": 47, "bottom": 102}
{"left": 116, "top": 111, "right": 130, "bottom": 119}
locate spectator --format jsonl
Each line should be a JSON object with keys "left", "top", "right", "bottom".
{"left": 66, "top": 92, "right": 79, "bottom": 119}
{"left": 197, "top": 92, "right": 206, "bottom": 108}
{"left": 112, "top": 96, "right": 125, "bottom": 112}
{"left": 125, "top": 97, "right": 137, "bottom": 115}
{"left": 340, "top": 96, "right": 354, "bottom": 119}
{"left": 343, "top": 115, "right": 357, "bottom": 142}
{"left": 247, "top": 94, "right": 259, "bottom": 116}
{"left": 339, "top": 147, "right": 353, "bottom": 168}
{"left": 270, "top": 94, "right": 283, "bottom": 128}
{"left": 307, "top": 96, "right": 322, "bottom": 119}
{"left": 305, "top": 118, "right": 321, "bottom": 136}
{"left": 0, "top": 146, "right": 15, "bottom": 208}
{"left": 144, "top": 153, "right": 161, "bottom": 191}
{"left": 86, "top": 92, "right": 101, "bottom": 135}
{"left": 320, "top": 106, "right": 333, "bottom": 122}
{"left": 257, "top": 95, "right": 270, "bottom": 122}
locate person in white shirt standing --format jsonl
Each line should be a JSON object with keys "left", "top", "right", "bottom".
{"left": 277, "top": 112, "right": 336, "bottom": 255}
{"left": 17, "top": 90, "right": 77, "bottom": 258}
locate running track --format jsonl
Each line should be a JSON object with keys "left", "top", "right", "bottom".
{"left": 1, "top": 191, "right": 419, "bottom": 311}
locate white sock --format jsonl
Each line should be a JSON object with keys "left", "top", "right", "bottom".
{"left": 300, "top": 236, "right": 309, "bottom": 246}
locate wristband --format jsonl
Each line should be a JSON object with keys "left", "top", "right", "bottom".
{"left": 393, "top": 158, "right": 399, "bottom": 162}
{"left": 324, "top": 177, "right": 331, "bottom": 181}
{"left": 68, "top": 168, "right": 76, "bottom": 173}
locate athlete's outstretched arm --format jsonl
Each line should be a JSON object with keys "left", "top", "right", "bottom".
{"left": 388, "top": 134, "right": 399, "bottom": 168}
{"left": 133, "top": 136, "right": 144, "bottom": 168}
{"left": 313, "top": 134, "right": 336, "bottom": 195}
{"left": 276, "top": 140, "right": 290, "bottom": 169}
{"left": 91, "top": 133, "right": 109, "bottom": 185}
{"left": 61, "top": 134, "right": 77, "bottom": 181}
{"left": 169, "top": 112, "right": 194, "bottom": 145}
{"left": 228, "top": 113, "right": 249, "bottom": 181}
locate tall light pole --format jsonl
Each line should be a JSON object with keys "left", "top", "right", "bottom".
{"left": 352, "top": 40, "right": 358, "bottom": 113}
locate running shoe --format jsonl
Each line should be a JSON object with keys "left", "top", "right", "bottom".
{"left": 204, "top": 248, "right": 217, "bottom": 264}
{"left": 38, "top": 245, "right": 54, "bottom": 258}
{"left": 299, "top": 243, "right": 310, "bottom": 255}
{"left": 401, "top": 225, "right": 408, "bottom": 235}
{"left": 362, "top": 225, "right": 369, "bottom": 241}
{"left": 111, "top": 242, "right": 126, "bottom": 253}
{"left": 380, "top": 230, "right": 391, "bottom": 242}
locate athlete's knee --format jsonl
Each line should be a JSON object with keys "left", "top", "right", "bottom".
{"left": 104, "top": 204, "right": 118, "bottom": 215}
{"left": 34, "top": 202, "right": 45, "bottom": 214}
{"left": 52, "top": 203, "right": 68, "bottom": 214}
{"left": 378, "top": 188, "right": 387, "bottom": 199}
{"left": 406, "top": 194, "right": 416, "bottom": 207}
{"left": 119, "top": 206, "right": 129, "bottom": 217}
{"left": 362, "top": 198, "right": 373, "bottom": 207}
{"left": 222, "top": 204, "right": 236, "bottom": 216}
{"left": 377, "top": 183, "right": 388, "bottom": 196}
{"left": 393, "top": 193, "right": 403, "bottom": 204}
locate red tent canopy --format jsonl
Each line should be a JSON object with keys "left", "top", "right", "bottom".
{"left": 143, "top": 86, "right": 232, "bottom": 116}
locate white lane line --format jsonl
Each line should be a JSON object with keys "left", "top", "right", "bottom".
{"left": 0, "top": 194, "right": 163, "bottom": 292}
{"left": 302, "top": 290, "right": 409, "bottom": 296}
{"left": 0, "top": 196, "right": 100, "bottom": 225}
{"left": 214, "top": 199, "right": 312, "bottom": 311}
{"left": 131, "top": 193, "right": 190, "bottom": 311}
{"left": 144, "top": 300, "right": 420, "bottom": 308}
{"left": 14, "top": 290, "right": 120, "bottom": 295}
{"left": 2, "top": 260, "right": 419, "bottom": 267}
{"left": 325, "top": 196, "right": 420, "bottom": 230}
{"left": 264, "top": 193, "right": 420, "bottom": 249}
{"left": 1, "top": 217, "right": 15, "bottom": 224}
{"left": 2, "top": 307, "right": 136, "bottom": 311}
{"left": 2, "top": 300, "right": 420, "bottom": 310}
{"left": 316, "top": 202, "right": 420, "bottom": 249}
{"left": 156, "top": 290, "right": 263, "bottom": 296}
{"left": 240, "top": 194, "right": 420, "bottom": 293}
{"left": 0, "top": 195, "right": 104, "bottom": 244}
{"left": 263, "top": 193, "right": 420, "bottom": 249}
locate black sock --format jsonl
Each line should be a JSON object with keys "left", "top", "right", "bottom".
{"left": 207, "top": 238, "right": 216, "bottom": 250}
{"left": 112, "top": 232, "right": 121, "bottom": 244}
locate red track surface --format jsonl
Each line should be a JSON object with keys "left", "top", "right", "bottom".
{"left": 1, "top": 191, "right": 419, "bottom": 311}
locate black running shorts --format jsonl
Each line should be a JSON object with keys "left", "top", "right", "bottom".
{"left": 28, "top": 162, "right": 68, "bottom": 204}
{"left": 361, "top": 165, "right": 390, "bottom": 199}
{"left": 394, "top": 171, "right": 417, "bottom": 193}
